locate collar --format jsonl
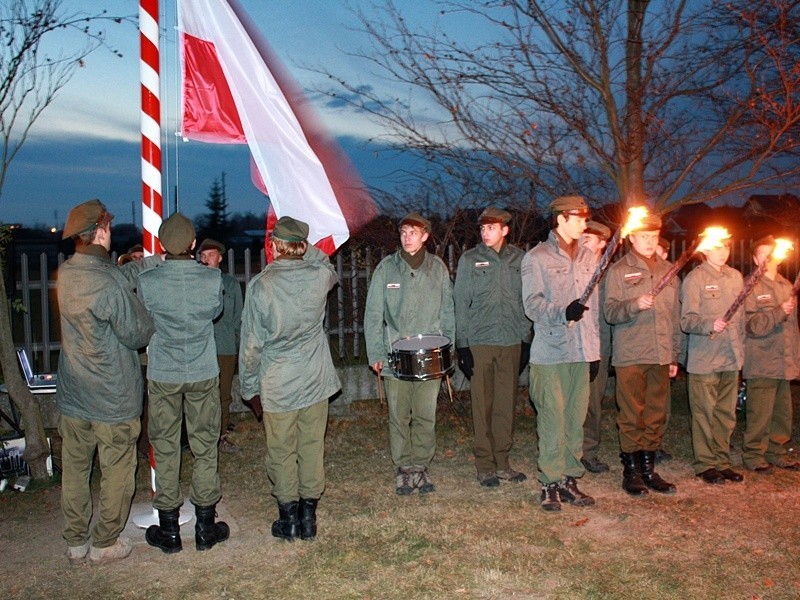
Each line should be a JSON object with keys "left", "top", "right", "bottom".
{"left": 75, "top": 244, "right": 112, "bottom": 262}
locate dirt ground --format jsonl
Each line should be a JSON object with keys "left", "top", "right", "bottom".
{"left": 2, "top": 378, "right": 800, "bottom": 599}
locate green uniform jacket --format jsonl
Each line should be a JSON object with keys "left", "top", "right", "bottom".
{"left": 453, "top": 242, "right": 532, "bottom": 348}
{"left": 604, "top": 250, "right": 683, "bottom": 367}
{"left": 239, "top": 246, "right": 341, "bottom": 413}
{"left": 521, "top": 231, "right": 600, "bottom": 364}
{"left": 138, "top": 257, "right": 223, "bottom": 383}
{"left": 743, "top": 273, "right": 800, "bottom": 381}
{"left": 214, "top": 272, "right": 243, "bottom": 355}
{"left": 56, "top": 247, "right": 155, "bottom": 423}
{"left": 364, "top": 250, "right": 456, "bottom": 372}
{"left": 680, "top": 261, "right": 744, "bottom": 374}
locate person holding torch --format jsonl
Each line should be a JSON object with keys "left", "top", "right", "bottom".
{"left": 742, "top": 236, "right": 800, "bottom": 473}
{"left": 680, "top": 229, "right": 746, "bottom": 485}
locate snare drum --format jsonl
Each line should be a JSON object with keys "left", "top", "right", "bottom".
{"left": 389, "top": 334, "right": 455, "bottom": 381}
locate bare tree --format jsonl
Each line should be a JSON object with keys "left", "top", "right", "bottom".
{"left": 316, "top": 0, "right": 800, "bottom": 218}
{"left": 0, "top": 0, "right": 127, "bottom": 478}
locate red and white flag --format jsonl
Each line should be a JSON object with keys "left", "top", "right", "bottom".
{"left": 178, "top": 0, "right": 375, "bottom": 253}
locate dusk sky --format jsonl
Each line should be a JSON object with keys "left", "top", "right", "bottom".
{"left": 0, "top": 0, "right": 460, "bottom": 228}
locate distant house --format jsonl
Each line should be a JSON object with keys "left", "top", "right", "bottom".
{"left": 741, "top": 194, "right": 800, "bottom": 239}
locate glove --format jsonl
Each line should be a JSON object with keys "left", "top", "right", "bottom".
{"left": 566, "top": 299, "right": 589, "bottom": 322}
{"left": 519, "top": 341, "right": 531, "bottom": 375}
{"left": 243, "top": 395, "right": 263, "bottom": 422}
{"left": 589, "top": 360, "right": 600, "bottom": 382}
{"left": 456, "top": 347, "right": 474, "bottom": 379}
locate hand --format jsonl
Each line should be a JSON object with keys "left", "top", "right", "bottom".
{"left": 669, "top": 363, "right": 679, "bottom": 378}
{"left": 637, "top": 293, "right": 654, "bottom": 311}
{"left": 519, "top": 341, "right": 531, "bottom": 375}
{"left": 457, "top": 347, "right": 474, "bottom": 379}
{"left": 782, "top": 297, "right": 796, "bottom": 315}
{"left": 566, "top": 299, "right": 589, "bottom": 322}
{"left": 589, "top": 360, "right": 600, "bottom": 382}
{"left": 712, "top": 319, "right": 728, "bottom": 334}
{"left": 244, "top": 395, "right": 263, "bottom": 422}
{"left": 371, "top": 361, "right": 384, "bottom": 374}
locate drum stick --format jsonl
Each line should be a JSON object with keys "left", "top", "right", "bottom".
{"left": 377, "top": 371, "right": 384, "bottom": 405}
{"left": 445, "top": 374, "right": 454, "bottom": 403}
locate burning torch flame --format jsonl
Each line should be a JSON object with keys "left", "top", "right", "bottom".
{"left": 771, "top": 238, "right": 794, "bottom": 262}
{"left": 695, "top": 227, "right": 731, "bottom": 253}
{"left": 620, "top": 206, "right": 650, "bottom": 239}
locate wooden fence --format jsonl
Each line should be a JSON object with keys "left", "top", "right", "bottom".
{"left": 9, "top": 239, "right": 800, "bottom": 373}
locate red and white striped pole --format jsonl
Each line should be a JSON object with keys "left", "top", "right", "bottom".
{"left": 139, "top": 0, "right": 163, "bottom": 255}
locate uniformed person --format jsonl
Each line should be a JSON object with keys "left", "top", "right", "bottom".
{"left": 138, "top": 212, "right": 229, "bottom": 553}
{"left": 603, "top": 214, "right": 682, "bottom": 496}
{"left": 453, "top": 207, "right": 532, "bottom": 487}
{"left": 239, "top": 217, "right": 340, "bottom": 542}
{"left": 57, "top": 199, "right": 154, "bottom": 565}
{"left": 680, "top": 233, "right": 745, "bottom": 484}
{"left": 521, "top": 196, "right": 599, "bottom": 512}
{"left": 198, "top": 238, "right": 244, "bottom": 454}
{"left": 364, "top": 212, "right": 456, "bottom": 496}
{"left": 742, "top": 235, "right": 800, "bottom": 472}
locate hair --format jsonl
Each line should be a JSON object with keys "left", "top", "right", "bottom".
{"left": 274, "top": 238, "right": 308, "bottom": 257}
{"left": 75, "top": 224, "right": 104, "bottom": 246}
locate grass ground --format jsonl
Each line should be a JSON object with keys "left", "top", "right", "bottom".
{"left": 1, "top": 374, "right": 800, "bottom": 599}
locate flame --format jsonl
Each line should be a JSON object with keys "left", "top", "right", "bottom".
{"left": 771, "top": 238, "right": 794, "bottom": 262}
{"left": 696, "top": 226, "right": 731, "bottom": 253}
{"left": 620, "top": 206, "right": 650, "bottom": 239}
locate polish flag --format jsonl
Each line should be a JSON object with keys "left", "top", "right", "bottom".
{"left": 178, "top": 0, "right": 375, "bottom": 253}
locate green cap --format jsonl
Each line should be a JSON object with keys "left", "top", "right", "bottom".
{"left": 198, "top": 238, "right": 226, "bottom": 254}
{"left": 751, "top": 234, "right": 775, "bottom": 251}
{"left": 584, "top": 220, "right": 611, "bottom": 241}
{"left": 658, "top": 236, "right": 671, "bottom": 251}
{"left": 399, "top": 212, "right": 432, "bottom": 233}
{"left": 62, "top": 199, "right": 113, "bottom": 239}
{"left": 127, "top": 244, "right": 144, "bottom": 254}
{"left": 158, "top": 212, "right": 195, "bottom": 255}
{"left": 629, "top": 214, "right": 662, "bottom": 233}
{"left": 273, "top": 216, "right": 309, "bottom": 242}
{"left": 478, "top": 207, "right": 512, "bottom": 225}
{"left": 550, "top": 195, "right": 590, "bottom": 216}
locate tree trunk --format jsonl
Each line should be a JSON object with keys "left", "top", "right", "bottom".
{"left": 0, "top": 260, "right": 50, "bottom": 480}
{"left": 624, "top": 0, "right": 650, "bottom": 206}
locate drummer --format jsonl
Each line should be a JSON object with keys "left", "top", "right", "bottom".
{"left": 364, "top": 212, "right": 456, "bottom": 496}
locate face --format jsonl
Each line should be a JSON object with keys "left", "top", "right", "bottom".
{"left": 480, "top": 222, "right": 508, "bottom": 252}
{"left": 703, "top": 244, "right": 731, "bottom": 269}
{"left": 129, "top": 251, "right": 144, "bottom": 262}
{"left": 580, "top": 233, "right": 606, "bottom": 255}
{"left": 629, "top": 230, "right": 660, "bottom": 258}
{"left": 556, "top": 214, "right": 587, "bottom": 242}
{"left": 752, "top": 244, "right": 775, "bottom": 267}
{"left": 399, "top": 225, "right": 429, "bottom": 255}
{"left": 199, "top": 248, "right": 224, "bottom": 268}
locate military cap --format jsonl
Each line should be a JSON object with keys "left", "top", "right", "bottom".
{"left": 273, "top": 216, "right": 309, "bottom": 242}
{"left": 478, "top": 207, "right": 512, "bottom": 225}
{"left": 584, "top": 220, "right": 611, "bottom": 241}
{"left": 399, "top": 212, "right": 432, "bottom": 233}
{"left": 127, "top": 243, "right": 144, "bottom": 254}
{"left": 657, "top": 236, "right": 671, "bottom": 251}
{"left": 158, "top": 212, "right": 195, "bottom": 255}
{"left": 629, "top": 213, "right": 663, "bottom": 233}
{"left": 62, "top": 199, "right": 113, "bottom": 239}
{"left": 198, "top": 238, "right": 226, "bottom": 254}
{"left": 550, "top": 195, "right": 590, "bottom": 216}
{"left": 751, "top": 234, "right": 776, "bottom": 251}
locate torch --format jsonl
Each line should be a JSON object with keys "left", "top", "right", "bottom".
{"left": 717, "top": 238, "right": 794, "bottom": 327}
{"left": 649, "top": 227, "right": 731, "bottom": 298}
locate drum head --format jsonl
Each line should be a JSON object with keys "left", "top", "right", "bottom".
{"left": 392, "top": 334, "right": 451, "bottom": 352}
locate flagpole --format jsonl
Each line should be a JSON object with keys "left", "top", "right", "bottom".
{"left": 140, "top": 0, "right": 163, "bottom": 255}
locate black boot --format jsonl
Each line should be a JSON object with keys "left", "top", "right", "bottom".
{"left": 620, "top": 452, "right": 649, "bottom": 497}
{"left": 146, "top": 508, "right": 182, "bottom": 554}
{"left": 640, "top": 450, "right": 677, "bottom": 494}
{"left": 272, "top": 501, "right": 300, "bottom": 542}
{"left": 195, "top": 504, "right": 230, "bottom": 551}
{"left": 299, "top": 498, "right": 319, "bottom": 541}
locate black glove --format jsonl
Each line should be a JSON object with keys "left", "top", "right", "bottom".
{"left": 519, "top": 341, "right": 531, "bottom": 375}
{"left": 457, "top": 347, "right": 474, "bottom": 379}
{"left": 566, "top": 299, "right": 589, "bottom": 322}
{"left": 589, "top": 360, "right": 600, "bottom": 382}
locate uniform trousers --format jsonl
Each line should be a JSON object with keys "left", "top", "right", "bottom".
{"left": 383, "top": 377, "right": 440, "bottom": 468}
{"left": 264, "top": 399, "right": 328, "bottom": 503}
{"left": 59, "top": 415, "right": 139, "bottom": 548}
{"left": 687, "top": 371, "right": 738, "bottom": 474}
{"left": 529, "top": 362, "right": 589, "bottom": 485}
{"left": 743, "top": 377, "right": 792, "bottom": 467}
{"left": 615, "top": 364, "right": 670, "bottom": 453}
{"left": 471, "top": 344, "right": 521, "bottom": 473}
{"left": 217, "top": 354, "right": 236, "bottom": 434}
{"left": 582, "top": 353, "right": 610, "bottom": 460}
{"left": 148, "top": 377, "right": 221, "bottom": 510}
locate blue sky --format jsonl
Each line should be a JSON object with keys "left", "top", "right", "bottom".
{"left": 0, "top": 0, "right": 453, "bottom": 228}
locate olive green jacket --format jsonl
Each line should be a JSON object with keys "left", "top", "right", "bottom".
{"left": 213, "top": 272, "right": 243, "bottom": 356}
{"left": 138, "top": 256, "right": 223, "bottom": 383}
{"left": 743, "top": 273, "right": 800, "bottom": 381}
{"left": 56, "top": 246, "right": 155, "bottom": 423}
{"left": 453, "top": 242, "right": 531, "bottom": 348}
{"left": 680, "top": 261, "right": 744, "bottom": 374}
{"left": 364, "top": 250, "right": 456, "bottom": 373}
{"left": 239, "top": 246, "right": 340, "bottom": 412}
